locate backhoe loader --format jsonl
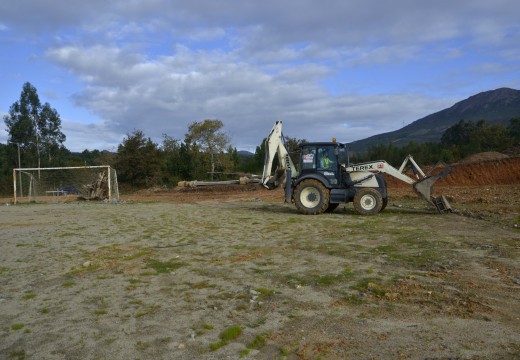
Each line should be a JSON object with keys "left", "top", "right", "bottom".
{"left": 261, "top": 121, "right": 452, "bottom": 215}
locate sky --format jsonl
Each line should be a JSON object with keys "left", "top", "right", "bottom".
{"left": 1, "top": 1, "right": 519, "bottom": 153}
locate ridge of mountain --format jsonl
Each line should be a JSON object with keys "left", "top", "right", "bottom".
{"left": 348, "top": 87, "right": 520, "bottom": 152}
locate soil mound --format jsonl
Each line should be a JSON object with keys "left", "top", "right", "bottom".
{"left": 456, "top": 151, "right": 509, "bottom": 165}
{"left": 441, "top": 157, "right": 520, "bottom": 186}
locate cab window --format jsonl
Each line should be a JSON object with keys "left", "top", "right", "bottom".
{"left": 301, "top": 146, "right": 316, "bottom": 170}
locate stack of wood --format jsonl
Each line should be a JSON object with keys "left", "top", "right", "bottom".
{"left": 82, "top": 171, "right": 109, "bottom": 200}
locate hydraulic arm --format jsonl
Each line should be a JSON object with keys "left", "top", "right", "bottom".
{"left": 345, "top": 155, "right": 452, "bottom": 212}
{"left": 261, "top": 121, "right": 298, "bottom": 189}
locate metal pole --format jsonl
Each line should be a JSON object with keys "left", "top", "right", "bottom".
{"left": 108, "top": 167, "right": 112, "bottom": 203}
{"left": 13, "top": 169, "right": 17, "bottom": 204}
{"left": 9, "top": 142, "right": 23, "bottom": 197}
{"left": 16, "top": 143, "right": 22, "bottom": 197}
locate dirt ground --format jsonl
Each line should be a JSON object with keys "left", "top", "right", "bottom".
{"left": 0, "top": 155, "right": 519, "bottom": 359}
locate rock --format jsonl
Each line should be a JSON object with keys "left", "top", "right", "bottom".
{"left": 83, "top": 261, "right": 92, "bottom": 267}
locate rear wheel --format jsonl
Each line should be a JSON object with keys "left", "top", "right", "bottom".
{"left": 353, "top": 188, "right": 383, "bottom": 215}
{"left": 294, "top": 179, "right": 330, "bottom": 215}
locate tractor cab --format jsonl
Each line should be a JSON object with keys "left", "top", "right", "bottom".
{"left": 299, "top": 142, "right": 348, "bottom": 187}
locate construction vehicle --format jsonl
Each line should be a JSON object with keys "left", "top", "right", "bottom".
{"left": 261, "top": 121, "right": 452, "bottom": 215}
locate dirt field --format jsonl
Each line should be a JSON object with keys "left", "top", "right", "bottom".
{"left": 1, "top": 155, "right": 519, "bottom": 359}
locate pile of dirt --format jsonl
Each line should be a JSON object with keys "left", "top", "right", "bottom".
{"left": 384, "top": 152, "right": 520, "bottom": 188}
{"left": 441, "top": 157, "right": 520, "bottom": 186}
{"left": 503, "top": 144, "right": 520, "bottom": 157}
{"left": 455, "top": 151, "right": 509, "bottom": 165}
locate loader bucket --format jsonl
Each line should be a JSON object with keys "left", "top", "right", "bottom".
{"left": 413, "top": 165, "right": 453, "bottom": 213}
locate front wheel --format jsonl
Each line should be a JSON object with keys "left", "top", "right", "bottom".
{"left": 294, "top": 179, "right": 330, "bottom": 215}
{"left": 353, "top": 188, "right": 383, "bottom": 216}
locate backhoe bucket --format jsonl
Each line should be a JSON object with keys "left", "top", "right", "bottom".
{"left": 413, "top": 165, "right": 453, "bottom": 213}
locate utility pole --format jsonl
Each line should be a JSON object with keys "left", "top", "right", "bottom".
{"left": 9, "top": 142, "right": 23, "bottom": 197}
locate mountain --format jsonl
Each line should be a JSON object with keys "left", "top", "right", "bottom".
{"left": 347, "top": 87, "right": 520, "bottom": 152}
{"left": 237, "top": 150, "right": 254, "bottom": 157}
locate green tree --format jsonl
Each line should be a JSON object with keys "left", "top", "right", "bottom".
{"left": 161, "top": 134, "right": 193, "bottom": 184}
{"left": 3, "top": 82, "right": 66, "bottom": 167}
{"left": 508, "top": 117, "right": 520, "bottom": 143}
{"left": 227, "top": 145, "right": 240, "bottom": 171}
{"left": 284, "top": 136, "right": 306, "bottom": 169}
{"left": 185, "top": 119, "right": 230, "bottom": 180}
{"left": 115, "top": 130, "right": 162, "bottom": 188}
{"left": 0, "top": 143, "right": 13, "bottom": 195}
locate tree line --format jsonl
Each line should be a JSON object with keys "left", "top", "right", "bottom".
{"left": 354, "top": 118, "right": 520, "bottom": 166}
{"left": 1, "top": 82, "right": 519, "bottom": 195}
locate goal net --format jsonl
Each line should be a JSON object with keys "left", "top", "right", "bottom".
{"left": 12, "top": 166, "right": 119, "bottom": 204}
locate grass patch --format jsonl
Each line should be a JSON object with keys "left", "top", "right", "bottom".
{"left": 145, "top": 258, "right": 186, "bottom": 274}
{"left": 220, "top": 325, "right": 243, "bottom": 341}
{"left": 352, "top": 277, "right": 388, "bottom": 298}
{"left": 317, "top": 267, "right": 354, "bottom": 286}
{"left": 40, "top": 308, "right": 49, "bottom": 314}
{"left": 372, "top": 243, "right": 443, "bottom": 269}
{"left": 135, "top": 305, "right": 161, "bottom": 318}
{"left": 284, "top": 267, "right": 354, "bottom": 288}
{"left": 8, "top": 349, "right": 26, "bottom": 360}
{"left": 210, "top": 325, "right": 243, "bottom": 351}
{"left": 66, "top": 264, "right": 101, "bottom": 277}
{"left": 63, "top": 281, "right": 76, "bottom": 287}
{"left": 11, "top": 323, "right": 24, "bottom": 331}
{"left": 341, "top": 293, "right": 365, "bottom": 305}
{"left": 124, "top": 250, "right": 151, "bottom": 261}
{"left": 254, "top": 288, "right": 276, "bottom": 296}
{"left": 21, "top": 292, "right": 36, "bottom": 300}
{"left": 247, "top": 334, "right": 266, "bottom": 349}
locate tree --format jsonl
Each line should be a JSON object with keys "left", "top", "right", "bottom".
{"left": 161, "top": 134, "right": 193, "bottom": 184}
{"left": 115, "top": 130, "right": 162, "bottom": 188}
{"left": 185, "top": 119, "right": 230, "bottom": 180}
{"left": 508, "top": 117, "right": 520, "bottom": 143}
{"left": 3, "top": 82, "right": 66, "bottom": 167}
{"left": 0, "top": 143, "right": 12, "bottom": 195}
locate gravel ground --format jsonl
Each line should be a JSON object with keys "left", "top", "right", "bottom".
{"left": 1, "top": 188, "right": 519, "bottom": 359}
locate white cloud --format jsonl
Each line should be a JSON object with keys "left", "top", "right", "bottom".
{"left": 2, "top": 1, "right": 520, "bottom": 152}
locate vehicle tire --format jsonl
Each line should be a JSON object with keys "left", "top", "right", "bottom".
{"left": 353, "top": 188, "right": 383, "bottom": 216}
{"left": 325, "top": 203, "right": 339, "bottom": 213}
{"left": 294, "top": 179, "right": 330, "bottom": 215}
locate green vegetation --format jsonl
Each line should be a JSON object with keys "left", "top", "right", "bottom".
{"left": 2, "top": 80, "right": 517, "bottom": 197}
{"left": 21, "top": 292, "right": 36, "bottom": 300}
{"left": 210, "top": 325, "right": 243, "bottom": 351}
{"left": 283, "top": 267, "right": 354, "bottom": 288}
{"left": 135, "top": 305, "right": 161, "bottom": 318}
{"left": 11, "top": 323, "right": 24, "bottom": 331}
{"left": 8, "top": 349, "right": 26, "bottom": 360}
{"left": 359, "top": 119, "right": 519, "bottom": 165}
{"left": 145, "top": 258, "right": 185, "bottom": 274}
{"left": 352, "top": 277, "right": 389, "bottom": 297}
{"left": 247, "top": 334, "right": 267, "bottom": 349}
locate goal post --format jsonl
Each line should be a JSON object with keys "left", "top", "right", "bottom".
{"left": 12, "top": 165, "right": 119, "bottom": 204}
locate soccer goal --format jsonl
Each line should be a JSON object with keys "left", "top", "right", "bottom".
{"left": 12, "top": 166, "right": 119, "bottom": 204}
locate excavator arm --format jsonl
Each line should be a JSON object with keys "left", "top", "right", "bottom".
{"left": 345, "top": 155, "right": 453, "bottom": 213}
{"left": 261, "top": 121, "right": 298, "bottom": 189}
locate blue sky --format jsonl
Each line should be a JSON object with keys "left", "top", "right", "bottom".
{"left": 1, "top": 0, "right": 519, "bottom": 152}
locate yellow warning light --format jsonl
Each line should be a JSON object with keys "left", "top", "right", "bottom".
{"left": 332, "top": 137, "right": 337, "bottom": 142}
